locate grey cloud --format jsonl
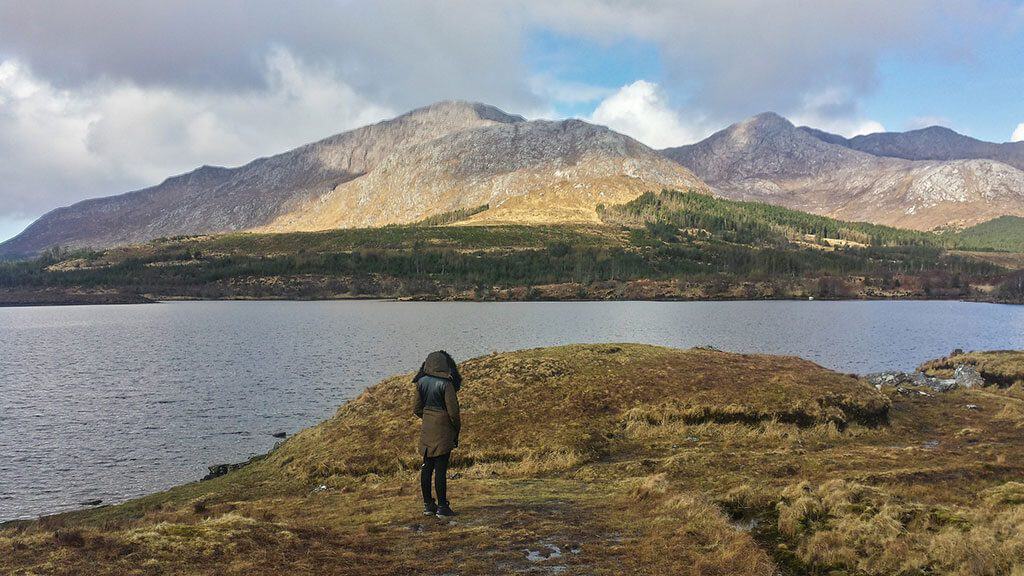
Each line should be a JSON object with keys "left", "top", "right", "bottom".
{"left": 0, "top": 0, "right": 1017, "bottom": 223}
{"left": 0, "top": 0, "right": 539, "bottom": 112}
{"left": 528, "top": 0, "right": 1010, "bottom": 121}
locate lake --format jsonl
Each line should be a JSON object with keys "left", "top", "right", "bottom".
{"left": 2, "top": 299, "right": 1022, "bottom": 521}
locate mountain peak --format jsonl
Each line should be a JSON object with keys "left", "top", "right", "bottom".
{"left": 402, "top": 100, "right": 526, "bottom": 125}
{"left": 720, "top": 112, "right": 797, "bottom": 143}
{"left": 744, "top": 112, "right": 794, "bottom": 130}
{"left": 910, "top": 125, "right": 959, "bottom": 136}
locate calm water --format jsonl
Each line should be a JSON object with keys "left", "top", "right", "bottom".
{"left": 2, "top": 300, "right": 1023, "bottom": 521}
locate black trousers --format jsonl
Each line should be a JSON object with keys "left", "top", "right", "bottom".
{"left": 421, "top": 451, "right": 450, "bottom": 505}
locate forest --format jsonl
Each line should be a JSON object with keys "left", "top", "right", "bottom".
{"left": 1, "top": 190, "right": 1021, "bottom": 303}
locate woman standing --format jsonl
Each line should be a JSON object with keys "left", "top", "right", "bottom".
{"left": 412, "top": 351, "right": 461, "bottom": 517}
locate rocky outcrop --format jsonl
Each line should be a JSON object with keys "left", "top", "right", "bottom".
{"left": 867, "top": 363, "right": 987, "bottom": 393}
{"left": 664, "top": 113, "right": 1024, "bottom": 230}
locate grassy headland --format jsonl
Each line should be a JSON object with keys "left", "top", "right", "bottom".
{"left": 2, "top": 344, "right": 1023, "bottom": 575}
{"left": 2, "top": 191, "right": 1023, "bottom": 305}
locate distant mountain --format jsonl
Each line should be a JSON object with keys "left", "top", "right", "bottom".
{"left": 663, "top": 113, "right": 1024, "bottom": 230}
{"left": 264, "top": 118, "right": 704, "bottom": 231}
{"left": 1, "top": 101, "right": 703, "bottom": 256}
{"left": 799, "top": 125, "right": 1024, "bottom": 171}
{"left": 6, "top": 101, "right": 1024, "bottom": 256}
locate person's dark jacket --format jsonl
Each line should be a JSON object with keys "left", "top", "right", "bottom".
{"left": 413, "top": 351, "right": 461, "bottom": 457}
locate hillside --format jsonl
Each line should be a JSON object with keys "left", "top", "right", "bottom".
{"left": 0, "top": 102, "right": 530, "bottom": 257}
{"left": 945, "top": 215, "right": 1024, "bottom": 252}
{"left": 0, "top": 102, "right": 703, "bottom": 257}
{"left": 801, "top": 125, "right": 1024, "bottom": 171}
{"left": 3, "top": 344, "right": 1023, "bottom": 575}
{"left": 4, "top": 190, "right": 1021, "bottom": 305}
{"left": 663, "top": 113, "right": 1024, "bottom": 230}
{"left": 263, "top": 118, "right": 705, "bottom": 231}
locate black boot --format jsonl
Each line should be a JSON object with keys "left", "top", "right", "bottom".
{"left": 423, "top": 500, "right": 437, "bottom": 516}
{"left": 435, "top": 502, "right": 456, "bottom": 518}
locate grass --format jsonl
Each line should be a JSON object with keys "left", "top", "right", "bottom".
{"left": 2, "top": 344, "right": 1024, "bottom": 575}
{"left": 920, "top": 350, "right": 1024, "bottom": 388}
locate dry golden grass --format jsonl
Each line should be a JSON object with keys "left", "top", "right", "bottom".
{"left": 920, "top": 350, "right": 1024, "bottom": 387}
{"left": 2, "top": 344, "right": 1023, "bottom": 575}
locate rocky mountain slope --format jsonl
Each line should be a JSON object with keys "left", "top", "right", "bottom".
{"left": 264, "top": 119, "right": 704, "bottom": 231}
{"left": 801, "top": 125, "right": 1024, "bottom": 171}
{"left": 663, "top": 113, "right": 1024, "bottom": 230}
{"left": 0, "top": 102, "right": 702, "bottom": 256}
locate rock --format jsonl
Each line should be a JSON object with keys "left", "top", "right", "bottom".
{"left": 926, "top": 377, "right": 959, "bottom": 393}
{"left": 866, "top": 372, "right": 910, "bottom": 387}
{"left": 272, "top": 431, "right": 287, "bottom": 439}
{"left": 79, "top": 499, "right": 103, "bottom": 506}
{"left": 201, "top": 453, "right": 268, "bottom": 481}
{"left": 954, "top": 364, "right": 985, "bottom": 389}
{"left": 950, "top": 348, "right": 965, "bottom": 357}
{"left": 202, "top": 463, "right": 246, "bottom": 481}
{"left": 867, "top": 371, "right": 958, "bottom": 392}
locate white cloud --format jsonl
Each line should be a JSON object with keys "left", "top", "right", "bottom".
{"left": 528, "top": 0, "right": 1001, "bottom": 120}
{"left": 528, "top": 74, "right": 613, "bottom": 105}
{"left": 0, "top": 50, "right": 393, "bottom": 221}
{"left": 906, "top": 116, "right": 952, "bottom": 130}
{"left": 588, "top": 80, "right": 711, "bottom": 148}
{"left": 1012, "top": 123, "right": 1024, "bottom": 142}
{"left": 788, "top": 88, "right": 885, "bottom": 137}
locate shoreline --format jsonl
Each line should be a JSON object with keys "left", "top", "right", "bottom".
{"left": 2, "top": 292, "right": 1020, "bottom": 308}
{"left": 3, "top": 344, "right": 1022, "bottom": 575}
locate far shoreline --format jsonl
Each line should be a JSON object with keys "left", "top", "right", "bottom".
{"left": 3, "top": 292, "right": 1021, "bottom": 308}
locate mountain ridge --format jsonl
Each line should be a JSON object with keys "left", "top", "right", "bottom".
{"left": 4, "top": 102, "right": 1024, "bottom": 255}
{"left": 799, "top": 124, "right": 1024, "bottom": 170}
{"left": 663, "top": 113, "right": 1024, "bottom": 230}
{"left": 0, "top": 101, "right": 526, "bottom": 255}
{"left": 0, "top": 101, "right": 703, "bottom": 255}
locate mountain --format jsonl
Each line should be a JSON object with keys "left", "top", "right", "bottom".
{"left": 0, "top": 102, "right": 526, "bottom": 256}
{"left": 0, "top": 101, "right": 704, "bottom": 256}
{"left": 663, "top": 113, "right": 1024, "bottom": 230}
{"left": 800, "top": 125, "right": 1024, "bottom": 171}
{"left": 263, "top": 118, "right": 704, "bottom": 231}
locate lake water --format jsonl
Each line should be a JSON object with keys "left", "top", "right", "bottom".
{"left": 2, "top": 300, "right": 1023, "bottom": 521}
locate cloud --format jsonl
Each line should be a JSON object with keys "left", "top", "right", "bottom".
{"left": 787, "top": 87, "right": 885, "bottom": 137}
{"left": 906, "top": 116, "right": 953, "bottom": 130}
{"left": 0, "top": 51, "right": 393, "bottom": 220}
{"left": 0, "top": 0, "right": 1017, "bottom": 222}
{"left": 0, "top": 1, "right": 539, "bottom": 112}
{"left": 1013, "top": 123, "right": 1024, "bottom": 142}
{"left": 528, "top": 74, "right": 613, "bottom": 105}
{"left": 529, "top": 0, "right": 1005, "bottom": 121}
{"left": 588, "top": 80, "right": 712, "bottom": 148}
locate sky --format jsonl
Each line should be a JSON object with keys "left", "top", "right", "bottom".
{"left": 1, "top": 0, "right": 1023, "bottom": 242}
